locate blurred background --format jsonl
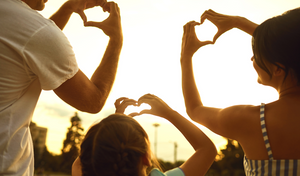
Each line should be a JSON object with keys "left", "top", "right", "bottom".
{"left": 30, "top": 0, "right": 300, "bottom": 175}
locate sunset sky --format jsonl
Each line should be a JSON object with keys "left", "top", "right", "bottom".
{"left": 32, "top": 0, "right": 300, "bottom": 162}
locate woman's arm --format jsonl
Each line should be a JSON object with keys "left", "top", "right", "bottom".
{"left": 180, "top": 21, "right": 257, "bottom": 140}
{"left": 180, "top": 21, "right": 214, "bottom": 119}
{"left": 138, "top": 94, "right": 217, "bottom": 176}
{"left": 200, "top": 9, "right": 258, "bottom": 43}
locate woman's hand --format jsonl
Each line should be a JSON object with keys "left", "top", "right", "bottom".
{"left": 181, "top": 21, "right": 213, "bottom": 59}
{"left": 200, "top": 9, "right": 256, "bottom": 41}
{"left": 200, "top": 9, "right": 237, "bottom": 43}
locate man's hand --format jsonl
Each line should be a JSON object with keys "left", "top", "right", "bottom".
{"left": 84, "top": 2, "right": 122, "bottom": 40}
{"left": 65, "top": 0, "right": 107, "bottom": 22}
{"left": 49, "top": 0, "right": 107, "bottom": 30}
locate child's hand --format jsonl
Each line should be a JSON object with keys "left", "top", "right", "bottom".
{"left": 137, "top": 94, "right": 175, "bottom": 119}
{"left": 114, "top": 97, "right": 139, "bottom": 117}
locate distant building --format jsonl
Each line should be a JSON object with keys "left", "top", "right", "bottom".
{"left": 30, "top": 122, "right": 48, "bottom": 159}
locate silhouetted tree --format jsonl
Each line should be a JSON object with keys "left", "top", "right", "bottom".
{"left": 60, "top": 112, "right": 84, "bottom": 174}
{"left": 212, "top": 139, "right": 245, "bottom": 176}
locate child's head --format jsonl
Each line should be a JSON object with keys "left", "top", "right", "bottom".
{"left": 252, "top": 7, "right": 300, "bottom": 84}
{"left": 79, "top": 113, "right": 159, "bottom": 176}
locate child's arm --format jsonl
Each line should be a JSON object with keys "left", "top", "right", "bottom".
{"left": 138, "top": 94, "right": 217, "bottom": 176}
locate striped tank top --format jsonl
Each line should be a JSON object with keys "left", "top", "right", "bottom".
{"left": 243, "top": 103, "right": 300, "bottom": 176}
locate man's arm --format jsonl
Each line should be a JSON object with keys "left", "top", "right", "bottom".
{"left": 54, "top": 2, "right": 122, "bottom": 113}
{"left": 49, "top": 0, "right": 106, "bottom": 30}
{"left": 49, "top": 1, "right": 74, "bottom": 30}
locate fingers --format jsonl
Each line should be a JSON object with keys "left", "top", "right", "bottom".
{"left": 128, "top": 112, "right": 140, "bottom": 117}
{"left": 137, "top": 93, "right": 157, "bottom": 106}
{"left": 184, "top": 21, "right": 200, "bottom": 30}
{"left": 114, "top": 94, "right": 159, "bottom": 117}
{"left": 138, "top": 109, "right": 152, "bottom": 116}
{"left": 84, "top": 0, "right": 107, "bottom": 10}
{"left": 200, "top": 10, "right": 210, "bottom": 24}
{"left": 85, "top": 0, "right": 97, "bottom": 9}
{"left": 201, "top": 14, "right": 218, "bottom": 27}
{"left": 182, "top": 21, "right": 200, "bottom": 46}
{"left": 121, "top": 99, "right": 138, "bottom": 107}
{"left": 191, "top": 21, "right": 200, "bottom": 35}
{"left": 202, "top": 40, "right": 214, "bottom": 45}
{"left": 114, "top": 97, "right": 128, "bottom": 108}
{"left": 84, "top": 21, "right": 99, "bottom": 27}
{"left": 183, "top": 21, "right": 200, "bottom": 35}
{"left": 181, "top": 20, "right": 214, "bottom": 59}
{"left": 102, "top": 1, "right": 119, "bottom": 13}
{"left": 97, "top": 0, "right": 107, "bottom": 7}
{"left": 78, "top": 11, "right": 87, "bottom": 23}
{"left": 213, "top": 31, "right": 222, "bottom": 43}
{"left": 200, "top": 9, "right": 219, "bottom": 24}
{"left": 111, "top": 1, "right": 120, "bottom": 15}
{"left": 117, "top": 99, "right": 137, "bottom": 108}
{"left": 84, "top": 1, "right": 121, "bottom": 35}
{"left": 137, "top": 94, "right": 157, "bottom": 115}
{"left": 102, "top": 2, "right": 111, "bottom": 12}
{"left": 114, "top": 97, "right": 137, "bottom": 114}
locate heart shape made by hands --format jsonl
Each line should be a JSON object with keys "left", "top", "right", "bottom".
{"left": 195, "top": 20, "right": 218, "bottom": 42}
{"left": 84, "top": 6, "right": 109, "bottom": 22}
{"left": 123, "top": 103, "right": 151, "bottom": 116}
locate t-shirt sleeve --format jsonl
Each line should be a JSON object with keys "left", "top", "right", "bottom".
{"left": 149, "top": 168, "right": 185, "bottom": 176}
{"left": 165, "top": 167, "right": 185, "bottom": 176}
{"left": 23, "top": 22, "right": 78, "bottom": 90}
{"left": 149, "top": 168, "right": 166, "bottom": 176}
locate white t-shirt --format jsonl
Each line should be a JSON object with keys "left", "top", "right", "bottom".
{"left": 0, "top": 0, "right": 79, "bottom": 175}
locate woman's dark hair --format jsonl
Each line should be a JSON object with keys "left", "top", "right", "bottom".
{"left": 79, "top": 114, "right": 161, "bottom": 176}
{"left": 252, "top": 7, "right": 300, "bottom": 84}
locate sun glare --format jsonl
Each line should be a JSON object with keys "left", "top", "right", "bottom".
{"left": 195, "top": 20, "right": 218, "bottom": 42}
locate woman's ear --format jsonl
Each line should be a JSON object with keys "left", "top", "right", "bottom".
{"left": 272, "top": 63, "right": 285, "bottom": 77}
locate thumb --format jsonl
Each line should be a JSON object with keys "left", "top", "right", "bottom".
{"left": 78, "top": 11, "right": 87, "bottom": 23}
{"left": 84, "top": 21, "right": 102, "bottom": 28}
{"left": 202, "top": 40, "right": 214, "bottom": 46}
{"left": 139, "top": 109, "right": 152, "bottom": 116}
{"left": 128, "top": 112, "right": 139, "bottom": 117}
{"left": 212, "top": 30, "right": 222, "bottom": 43}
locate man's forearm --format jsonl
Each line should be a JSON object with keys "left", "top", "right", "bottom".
{"left": 90, "top": 38, "right": 123, "bottom": 108}
{"left": 49, "top": 1, "right": 74, "bottom": 30}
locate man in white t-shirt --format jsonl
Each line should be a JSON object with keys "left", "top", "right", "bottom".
{"left": 0, "top": 0, "right": 123, "bottom": 175}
